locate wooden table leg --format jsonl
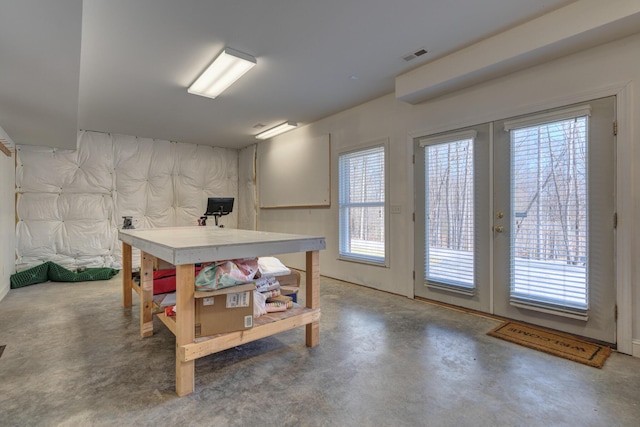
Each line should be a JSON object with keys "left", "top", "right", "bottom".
{"left": 175, "top": 263, "right": 195, "bottom": 396}
{"left": 122, "top": 242, "right": 132, "bottom": 308}
{"left": 140, "top": 252, "right": 154, "bottom": 338}
{"left": 305, "top": 250, "right": 320, "bottom": 347}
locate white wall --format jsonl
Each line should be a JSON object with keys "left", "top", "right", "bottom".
{"left": 0, "top": 143, "right": 15, "bottom": 301}
{"left": 258, "top": 99, "right": 412, "bottom": 297}
{"left": 257, "top": 32, "right": 640, "bottom": 354}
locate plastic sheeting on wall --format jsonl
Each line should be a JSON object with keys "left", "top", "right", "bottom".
{"left": 1, "top": 130, "right": 16, "bottom": 302}
{"left": 238, "top": 144, "right": 257, "bottom": 230}
{"left": 15, "top": 130, "right": 240, "bottom": 271}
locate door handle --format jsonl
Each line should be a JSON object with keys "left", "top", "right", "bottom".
{"left": 495, "top": 225, "right": 504, "bottom": 233}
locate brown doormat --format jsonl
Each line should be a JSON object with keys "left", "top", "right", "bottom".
{"left": 487, "top": 321, "right": 612, "bottom": 368}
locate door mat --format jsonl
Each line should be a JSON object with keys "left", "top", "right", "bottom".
{"left": 487, "top": 321, "right": 611, "bottom": 368}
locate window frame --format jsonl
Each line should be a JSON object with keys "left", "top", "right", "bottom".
{"left": 337, "top": 138, "right": 389, "bottom": 267}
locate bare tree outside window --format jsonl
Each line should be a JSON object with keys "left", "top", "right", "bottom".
{"left": 425, "top": 138, "right": 474, "bottom": 288}
{"left": 339, "top": 146, "right": 385, "bottom": 263}
{"left": 511, "top": 117, "right": 588, "bottom": 308}
{"left": 423, "top": 116, "right": 588, "bottom": 308}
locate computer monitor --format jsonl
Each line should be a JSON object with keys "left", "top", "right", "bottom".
{"left": 204, "top": 197, "right": 234, "bottom": 226}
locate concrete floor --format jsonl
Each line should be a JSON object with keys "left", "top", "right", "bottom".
{"left": 1, "top": 273, "right": 639, "bottom": 427}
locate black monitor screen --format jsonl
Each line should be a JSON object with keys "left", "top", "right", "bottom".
{"left": 205, "top": 197, "right": 234, "bottom": 216}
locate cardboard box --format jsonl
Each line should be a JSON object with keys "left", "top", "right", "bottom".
{"left": 277, "top": 270, "right": 300, "bottom": 287}
{"left": 278, "top": 270, "right": 301, "bottom": 302}
{"left": 195, "top": 283, "right": 254, "bottom": 337}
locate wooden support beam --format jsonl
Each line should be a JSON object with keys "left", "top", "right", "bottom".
{"left": 305, "top": 250, "right": 320, "bottom": 347}
{"left": 140, "top": 252, "right": 154, "bottom": 337}
{"left": 0, "top": 142, "right": 11, "bottom": 157}
{"left": 157, "top": 313, "right": 177, "bottom": 336}
{"left": 179, "top": 308, "right": 321, "bottom": 362}
{"left": 122, "top": 243, "right": 132, "bottom": 308}
{"left": 131, "top": 281, "right": 141, "bottom": 296}
{"left": 175, "top": 263, "right": 195, "bottom": 397}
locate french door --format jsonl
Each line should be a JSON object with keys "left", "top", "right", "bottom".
{"left": 414, "top": 97, "right": 616, "bottom": 343}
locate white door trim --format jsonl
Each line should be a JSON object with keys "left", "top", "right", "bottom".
{"left": 614, "top": 82, "right": 633, "bottom": 355}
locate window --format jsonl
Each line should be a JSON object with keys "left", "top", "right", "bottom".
{"left": 421, "top": 131, "right": 476, "bottom": 292}
{"left": 505, "top": 107, "right": 591, "bottom": 313}
{"left": 338, "top": 144, "right": 386, "bottom": 265}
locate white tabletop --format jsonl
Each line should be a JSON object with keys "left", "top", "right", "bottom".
{"left": 119, "top": 226, "right": 326, "bottom": 265}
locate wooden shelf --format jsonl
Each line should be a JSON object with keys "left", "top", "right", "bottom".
{"left": 157, "top": 312, "right": 177, "bottom": 336}
{"left": 157, "top": 307, "right": 320, "bottom": 362}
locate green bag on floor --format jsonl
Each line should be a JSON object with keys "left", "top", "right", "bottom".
{"left": 10, "top": 261, "right": 119, "bottom": 289}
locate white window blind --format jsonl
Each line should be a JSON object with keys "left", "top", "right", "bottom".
{"left": 509, "top": 114, "right": 589, "bottom": 314}
{"left": 424, "top": 136, "right": 475, "bottom": 291}
{"left": 504, "top": 105, "right": 591, "bottom": 131}
{"left": 338, "top": 145, "right": 386, "bottom": 264}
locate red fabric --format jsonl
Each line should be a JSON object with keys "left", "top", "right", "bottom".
{"left": 153, "top": 266, "right": 203, "bottom": 295}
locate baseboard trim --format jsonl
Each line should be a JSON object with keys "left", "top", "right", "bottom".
{"left": 0, "top": 283, "right": 9, "bottom": 303}
{"left": 632, "top": 340, "right": 640, "bottom": 358}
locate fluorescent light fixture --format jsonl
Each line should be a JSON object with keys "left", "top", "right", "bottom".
{"left": 255, "top": 121, "right": 298, "bottom": 140}
{"left": 188, "top": 48, "right": 256, "bottom": 99}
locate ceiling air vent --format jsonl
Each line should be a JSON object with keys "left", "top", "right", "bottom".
{"left": 403, "top": 47, "right": 428, "bottom": 62}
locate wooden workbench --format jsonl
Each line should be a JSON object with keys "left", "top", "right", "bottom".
{"left": 119, "top": 226, "right": 326, "bottom": 396}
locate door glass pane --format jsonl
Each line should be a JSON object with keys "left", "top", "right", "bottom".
{"left": 425, "top": 138, "right": 474, "bottom": 289}
{"left": 510, "top": 116, "right": 588, "bottom": 311}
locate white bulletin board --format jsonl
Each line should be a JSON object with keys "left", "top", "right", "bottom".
{"left": 257, "top": 133, "right": 330, "bottom": 208}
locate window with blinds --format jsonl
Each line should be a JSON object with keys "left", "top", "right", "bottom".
{"left": 338, "top": 145, "right": 386, "bottom": 265}
{"left": 422, "top": 133, "right": 475, "bottom": 291}
{"left": 507, "top": 112, "right": 589, "bottom": 313}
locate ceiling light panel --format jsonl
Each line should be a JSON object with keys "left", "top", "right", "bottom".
{"left": 188, "top": 48, "right": 256, "bottom": 99}
{"left": 255, "top": 121, "right": 298, "bottom": 140}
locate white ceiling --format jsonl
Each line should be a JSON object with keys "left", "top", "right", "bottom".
{"left": 1, "top": 0, "right": 581, "bottom": 150}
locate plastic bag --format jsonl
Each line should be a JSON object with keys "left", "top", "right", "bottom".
{"left": 253, "top": 290, "right": 267, "bottom": 318}
{"left": 234, "top": 258, "right": 260, "bottom": 279}
{"left": 195, "top": 258, "right": 259, "bottom": 291}
{"left": 257, "top": 257, "right": 291, "bottom": 276}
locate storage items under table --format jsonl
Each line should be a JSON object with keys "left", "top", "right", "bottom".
{"left": 155, "top": 270, "right": 320, "bottom": 360}
{"left": 158, "top": 301, "right": 320, "bottom": 362}
{"left": 153, "top": 264, "right": 303, "bottom": 336}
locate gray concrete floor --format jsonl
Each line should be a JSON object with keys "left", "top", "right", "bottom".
{"left": 1, "top": 272, "right": 639, "bottom": 427}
